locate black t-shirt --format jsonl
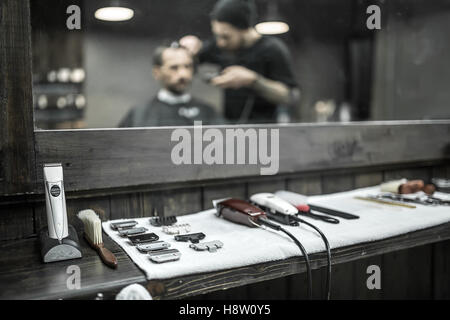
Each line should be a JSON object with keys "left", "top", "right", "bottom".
{"left": 199, "top": 36, "right": 298, "bottom": 123}
{"left": 118, "top": 97, "right": 223, "bottom": 127}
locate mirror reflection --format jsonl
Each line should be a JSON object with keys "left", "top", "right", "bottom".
{"left": 30, "top": 0, "right": 450, "bottom": 129}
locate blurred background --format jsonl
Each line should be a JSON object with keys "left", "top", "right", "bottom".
{"left": 30, "top": 0, "right": 450, "bottom": 129}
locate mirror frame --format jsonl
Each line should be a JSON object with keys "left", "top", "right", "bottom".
{"left": 1, "top": 0, "right": 449, "bottom": 198}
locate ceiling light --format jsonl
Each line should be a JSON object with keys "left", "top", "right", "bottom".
{"left": 255, "top": 21, "right": 289, "bottom": 35}
{"left": 94, "top": 7, "right": 134, "bottom": 22}
{"left": 256, "top": 1, "right": 289, "bottom": 35}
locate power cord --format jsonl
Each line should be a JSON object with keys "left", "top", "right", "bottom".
{"left": 255, "top": 217, "right": 313, "bottom": 300}
{"left": 294, "top": 217, "right": 331, "bottom": 300}
{"left": 261, "top": 211, "right": 331, "bottom": 300}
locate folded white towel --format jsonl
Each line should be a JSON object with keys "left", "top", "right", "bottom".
{"left": 102, "top": 186, "right": 450, "bottom": 280}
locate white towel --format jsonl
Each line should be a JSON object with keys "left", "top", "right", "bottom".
{"left": 102, "top": 186, "right": 450, "bottom": 280}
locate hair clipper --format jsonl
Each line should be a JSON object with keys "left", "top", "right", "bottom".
{"left": 44, "top": 163, "right": 69, "bottom": 241}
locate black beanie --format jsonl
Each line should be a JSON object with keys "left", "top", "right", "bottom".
{"left": 210, "top": 0, "right": 256, "bottom": 30}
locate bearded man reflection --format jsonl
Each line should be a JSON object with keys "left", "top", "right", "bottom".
{"left": 119, "top": 45, "right": 222, "bottom": 127}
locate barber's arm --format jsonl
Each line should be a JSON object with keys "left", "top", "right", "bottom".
{"left": 210, "top": 65, "right": 299, "bottom": 106}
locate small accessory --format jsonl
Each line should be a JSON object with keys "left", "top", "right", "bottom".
{"left": 110, "top": 220, "right": 138, "bottom": 230}
{"left": 307, "top": 204, "right": 359, "bottom": 220}
{"left": 190, "top": 240, "right": 224, "bottom": 253}
{"left": 381, "top": 179, "right": 436, "bottom": 195}
{"left": 275, "top": 190, "right": 359, "bottom": 220}
{"left": 174, "top": 232, "right": 206, "bottom": 243}
{"left": 296, "top": 205, "right": 340, "bottom": 224}
{"left": 118, "top": 227, "right": 147, "bottom": 237}
{"left": 136, "top": 241, "right": 171, "bottom": 253}
{"left": 77, "top": 209, "right": 118, "bottom": 269}
{"left": 116, "top": 284, "right": 152, "bottom": 300}
{"left": 128, "top": 232, "right": 159, "bottom": 245}
{"left": 148, "top": 249, "right": 181, "bottom": 263}
{"left": 162, "top": 223, "right": 191, "bottom": 235}
{"left": 354, "top": 196, "right": 416, "bottom": 209}
{"left": 149, "top": 216, "right": 177, "bottom": 227}
{"left": 432, "top": 178, "right": 450, "bottom": 193}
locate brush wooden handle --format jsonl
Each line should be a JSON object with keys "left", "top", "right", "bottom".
{"left": 84, "top": 234, "right": 118, "bottom": 269}
{"left": 96, "top": 243, "right": 118, "bottom": 269}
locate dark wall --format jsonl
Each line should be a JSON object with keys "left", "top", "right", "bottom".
{"left": 372, "top": 0, "right": 450, "bottom": 120}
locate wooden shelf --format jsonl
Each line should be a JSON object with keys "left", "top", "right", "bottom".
{"left": 0, "top": 231, "right": 146, "bottom": 300}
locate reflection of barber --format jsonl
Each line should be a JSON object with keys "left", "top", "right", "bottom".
{"left": 180, "top": 0, "right": 300, "bottom": 123}
{"left": 119, "top": 45, "right": 222, "bottom": 127}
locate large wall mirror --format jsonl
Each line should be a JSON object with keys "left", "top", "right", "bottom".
{"left": 30, "top": 0, "right": 450, "bottom": 130}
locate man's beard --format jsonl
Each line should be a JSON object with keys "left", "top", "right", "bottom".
{"left": 167, "top": 80, "right": 190, "bottom": 95}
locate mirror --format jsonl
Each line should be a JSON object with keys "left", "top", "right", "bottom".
{"left": 30, "top": 0, "right": 450, "bottom": 129}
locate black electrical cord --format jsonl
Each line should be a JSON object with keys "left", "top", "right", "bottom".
{"left": 257, "top": 217, "right": 313, "bottom": 300}
{"left": 295, "top": 216, "right": 332, "bottom": 300}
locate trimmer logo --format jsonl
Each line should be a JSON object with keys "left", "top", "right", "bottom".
{"left": 171, "top": 121, "right": 279, "bottom": 175}
{"left": 50, "top": 185, "right": 61, "bottom": 197}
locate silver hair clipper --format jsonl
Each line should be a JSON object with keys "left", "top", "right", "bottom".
{"left": 40, "top": 164, "right": 82, "bottom": 263}
{"left": 44, "top": 164, "right": 69, "bottom": 241}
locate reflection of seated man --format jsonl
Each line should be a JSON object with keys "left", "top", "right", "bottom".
{"left": 119, "top": 45, "right": 222, "bottom": 127}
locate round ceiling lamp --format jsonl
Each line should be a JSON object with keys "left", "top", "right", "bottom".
{"left": 255, "top": 21, "right": 289, "bottom": 35}
{"left": 94, "top": 6, "right": 134, "bottom": 22}
{"left": 256, "top": 1, "right": 289, "bottom": 35}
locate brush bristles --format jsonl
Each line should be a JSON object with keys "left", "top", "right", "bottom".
{"left": 77, "top": 209, "right": 102, "bottom": 245}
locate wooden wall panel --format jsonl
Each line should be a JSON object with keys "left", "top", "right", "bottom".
{"left": 383, "top": 245, "right": 433, "bottom": 299}
{"left": 405, "top": 244, "right": 433, "bottom": 299}
{"left": 0, "top": 204, "right": 34, "bottom": 241}
{"left": 247, "top": 278, "right": 289, "bottom": 300}
{"left": 354, "top": 172, "right": 384, "bottom": 188}
{"left": 383, "top": 167, "right": 432, "bottom": 183}
{"left": 110, "top": 193, "right": 145, "bottom": 220}
{"left": 433, "top": 240, "right": 450, "bottom": 299}
{"left": 321, "top": 173, "right": 355, "bottom": 194}
{"left": 287, "top": 174, "right": 322, "bottom": 196}
{"left": 330, "top": 261, "right": 355, "bottom": 299}
{"left": 247, "top": 178, "right": 286, "bottom": 196}
{"left": 202, "top": 183, "right": 246, "bottom": 210}
{"left": 0, "top": 0, "right": 36, "bottom": 195}
{"left": 381, "top": 249, "right": 409, "bottom": 299}
{"left": 159, "top": 187, "right": 203, "bottom": 217}
{"left": 432, "top": 164, "right": 450, "bottom": 179}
